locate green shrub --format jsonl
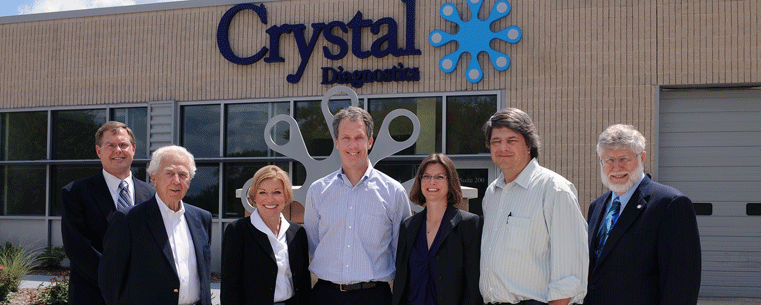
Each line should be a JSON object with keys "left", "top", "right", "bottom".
{"left": 31, "top": 272, "right": 69, "bottom": 305}
{"left": 36, "top": 246, "right": 66, "bottom": 268}
{"left": 0, "top": 241, "right": 38, "bottom": 302}
{"left": 1, "top": 264, "right": 17, "bottom": 303}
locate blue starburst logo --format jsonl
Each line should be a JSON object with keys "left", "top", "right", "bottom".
{"left": 429, "top": 0, "right": 522, "bottom": 83}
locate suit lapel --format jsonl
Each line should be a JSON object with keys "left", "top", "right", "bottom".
{"left": 406, "top": 210, "right": 425, "bottom": 251}
{"left": 91, "top": 173, "right": 117, "bottom": 219}
{"left": 145, "top": 198, "right": 178, "bottom": 276}
{"left": 588, "top": 193, "right": 612, "bottom": 248}
{"left": 433, "top": 207, "right": 460, "bottom": 255}
{"left": 285, "top": 222, "right": 298, "bottom": 250}
{"left": 184, "top": 206, "right": 209, "bottom": 276}
{"left": 247, "top": 220, "right": 276, "bottom": 262}
{"left": 595, "top": 178, "right": 650, "bottom": 268}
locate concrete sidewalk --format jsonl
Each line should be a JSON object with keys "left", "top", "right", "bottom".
{"left": 20, "top": 275, "right": 221, "bottom": 305}
{"left": 18, "top": 275, "right": 761, "bottom": 305}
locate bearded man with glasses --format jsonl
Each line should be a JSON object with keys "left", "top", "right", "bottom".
{"left": 585, "top": 124, "right": 701, "bottom": 305}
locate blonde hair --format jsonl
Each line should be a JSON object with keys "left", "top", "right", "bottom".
{"left": 247, "top": 165, "right": 293, "bottom": 204}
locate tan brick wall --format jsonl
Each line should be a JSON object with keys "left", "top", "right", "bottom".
{"left": 1, "top": 0, "right": 759, "bottom": 210}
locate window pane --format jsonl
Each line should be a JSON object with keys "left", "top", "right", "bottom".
{"left": 222, "top": 162, "right": 289, "bottom": 219}
{"left": 456, "top": 168, "right": 489, "bottom": 216}
{"left": 50, "top": 164, "right": 103, "bottom": 216}
{"left": 130, "top": 163, "right": 149, "bottom": 193}
{"left": 225, "top": 102, "right": 289, "bottom": 157}
{"left": 446, "top": 95, "right": 496, "bottom": 154}
{"left": 0, "top": 165, "right": 46, "bottom": 215}
{"left": 1, "top": 112, "right": 47, "bottom": 161}
{"left": 184, "top": 164, "right": 219, "bottom": 217}
{"left": 294, "top": 99, "right": 361, "bottom": 157}
{"left": 112, "top": 108, "right": 148, "bottom": 160}
{"left": 53, "top": 110, "right": 107, "bottom": 160}
{"left": 368, "top": 97, "right": 442, "bottom": 155}
{"left": 181, "top": 105, "right": 220, "bottom": 158}
{"left": 374, "top": 161, "right": 418, "bottom": 184}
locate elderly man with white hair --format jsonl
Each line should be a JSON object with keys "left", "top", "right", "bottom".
{"left": 99, "top": 145, "right": 212, "bottom": 305}
{"left": 585, "top": 124, "right": 701, "bottom": 305}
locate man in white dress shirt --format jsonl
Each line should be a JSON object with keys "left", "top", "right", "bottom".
{"left": 479, "top": 108, "right": 588, "bottom": 305}
{"left": 99, "top": 145, "right": 212, "bottom": 305}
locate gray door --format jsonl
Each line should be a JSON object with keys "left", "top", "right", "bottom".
{"left": 658, "top": 88, "right": 761, "bottom": 297}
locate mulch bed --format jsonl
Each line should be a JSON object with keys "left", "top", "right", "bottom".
{"left": 2, "top": 288, "right": 36, "bottom": 305}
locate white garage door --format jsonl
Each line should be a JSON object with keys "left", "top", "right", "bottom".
{"left": 659, "top": 88, "right": 761, "bottom": 298}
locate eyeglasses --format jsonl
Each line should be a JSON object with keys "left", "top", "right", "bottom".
{"left": 100, "top": 142, "right": 132, "bottom": 151}
{"left": 600, "top": 153, "right": 641, "bottom": 166}
{"left": 421, "top": 174, "right": 447, "bottom": 181}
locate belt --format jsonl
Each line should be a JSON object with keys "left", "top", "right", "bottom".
{"left": 319, "top": 279, "right": 382, "bottom": 292}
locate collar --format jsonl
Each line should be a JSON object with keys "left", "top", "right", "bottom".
{"left": 250, "top": 209, "right": 290, "bottom": 239}
{"left": 337, "top": 161, "right": 373, "bottom": 187}
{"left": 155, "top": 194, "right": 185, "bottom": 218}
{"left": 495, "top": 158, "right": 538, "bottom": 190}
{"left": 102, "top": 169, "right": 133, "bottom": 192}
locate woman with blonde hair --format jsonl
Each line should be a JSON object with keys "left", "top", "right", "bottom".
{"left": 221, "top": 165, "right": 310, "bottom": 305}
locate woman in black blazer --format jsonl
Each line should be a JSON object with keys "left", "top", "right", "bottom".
{"left": 221, "top": 165, "right": 310, "bottom": 305}
{"left": 392, "top": 153, "right": 483, "bottom": 305}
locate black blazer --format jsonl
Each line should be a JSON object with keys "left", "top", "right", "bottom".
{"left": 98, "top": 196, "right": 212, "bottom": 305}
{"left": 61, "top": 173, "right": 154, "bottom": 305}
{"left": 585, "top": 175, "right": 701, "bottom": 305}
{"left": 220, "top": 216, "right": 311, "bottom": 305}
{"left": 392, "top": 207, "right": 483, "bottom": 305}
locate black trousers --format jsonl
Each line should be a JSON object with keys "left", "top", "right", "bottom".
{"left": 310, "top": 280, "right": 392, "bottom": 305}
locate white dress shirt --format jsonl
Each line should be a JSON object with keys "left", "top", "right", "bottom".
{"left": 251, "top": 210, "right": 294, "bottom": 303}
{"left": 155, "top": 195, "right": 201, "bottom": 305}
{"left": 304, "top": 164, "right": 412, "bottom": 284}
{"left": 102, "top": 169, "right": 135, "bottom": 208}
{"left": 480, "top": 159, "right": 589, "bottom": 304}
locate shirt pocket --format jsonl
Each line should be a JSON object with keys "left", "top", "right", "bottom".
{"left": 505, "top": 216, "right": 530, "bottom": 250}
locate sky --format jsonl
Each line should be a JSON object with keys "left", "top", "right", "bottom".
{"left": 0, "top": 0, "right": 183, "bottom": 17}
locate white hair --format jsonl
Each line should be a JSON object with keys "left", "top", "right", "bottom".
{"left": 147, "top": 145, "right": 196, "bottom": 178}
{"left": 596, "top": 124, "right": 646, "bottom": 156}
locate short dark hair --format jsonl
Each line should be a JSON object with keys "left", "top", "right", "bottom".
{"left": 482, "top": 108, "right": 540, "bottom": 159}
{"left": 332, "top": 106, "right": 374, "bottom": 139}
{"left": 95, "top": 121, "right": 136, "bottom": 146}
{"left": 409, "top": 153, "right": 463, "bottom": 207}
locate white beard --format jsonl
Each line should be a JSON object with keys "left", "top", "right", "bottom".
{"left": 601, "top": 160, "right": 644, "bottom": 195}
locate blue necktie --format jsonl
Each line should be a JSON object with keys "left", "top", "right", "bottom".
{"left": 595, "top": 196, "right": 621, "bottom": 259}
{"left": 117, "top": 180, "right": 132, "bottom": 209}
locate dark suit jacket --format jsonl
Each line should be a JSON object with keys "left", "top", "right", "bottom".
{"left": 98, "top": 196, "right": 212, "bottom": 305}
{"left": 392, "top": 207, "right": 482, "bottom": 305}
{"left": 61, "top": 173, "right": 154, "bottom": 305}
{"left": 220, "top": 216, "right": 311, "bottom": 305}
{"left": 585, "top": 175, "right": 701, "bottom": 305}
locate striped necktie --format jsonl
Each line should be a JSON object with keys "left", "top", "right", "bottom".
{"left": 117, "top": 180, "right": 132, "bottom": 209}
{"left": 595, "top": 196, "right": 621, "bottom": 259}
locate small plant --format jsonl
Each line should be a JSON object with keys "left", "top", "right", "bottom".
{"left": 36, "top": 246, "right": 66, "bottom": 268}
{"left": 1, "top": 264, "right": 15, "bottom": 303}
{"left": 31, "top": 271, "right": 69, "bottom": 305}
{"left": 0, "top": 241, "right": 38, "bottom": 302}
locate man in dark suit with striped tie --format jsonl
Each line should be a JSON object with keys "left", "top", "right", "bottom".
{"left": 61, "top": 121, "right": 155, "bottom": 305}
{"left": 585, "top": 124, "right": 701, "bottom": 305}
